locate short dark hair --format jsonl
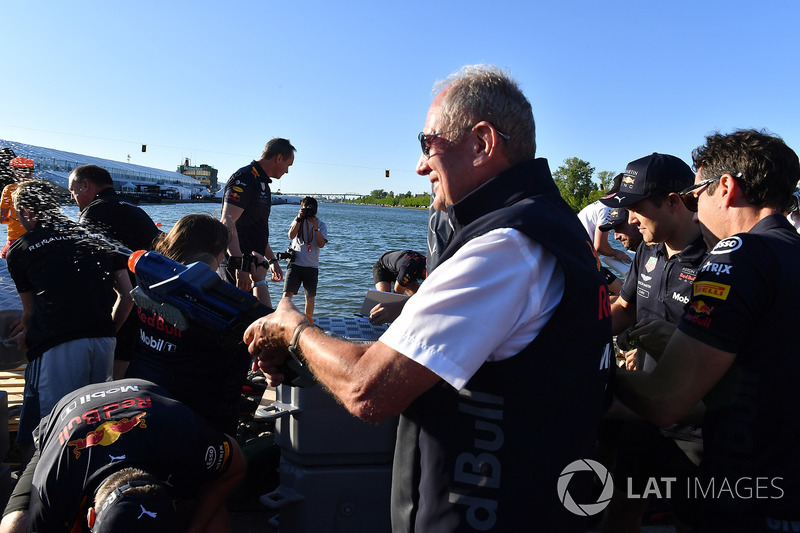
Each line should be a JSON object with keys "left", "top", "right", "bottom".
{"left": 72, "top": 164, "right": 114, "bottom": 187}
{"left": 301, "top": 196, "right": 317, "bottom": 210}
{"left": 261, "top": 138, "right": 296, "bottom": 160}
{"left": 692, "top": 129, "right": 800, "bottom": 212}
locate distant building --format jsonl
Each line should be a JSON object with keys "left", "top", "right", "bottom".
{"left": 0, "top": 139, "right": 211, "bottom": 200}
{"left": 178, "top": 159, "right": 218, "bottom": 192}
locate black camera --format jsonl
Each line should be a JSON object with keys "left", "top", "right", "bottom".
{"left": 299, "top": 206, "right": 317, "bottom": 219}
{"left": 275, "top": 248, "right": 296, "bottom": 261}
{"left": 241, "top": 252, "right": 269, "bottom": 271}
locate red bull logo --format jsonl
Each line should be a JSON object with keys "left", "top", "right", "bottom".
{"left": 622, "top": 176, "right": 635, "bottom": 185}
{"left": 689, "top": 300, "right": 714, "bottom": 315}
{"left": 67, "top": 413, "right": 147, "bottom": 459}
{"left": 251, "top": 166, "right": 259, "bottom": 178}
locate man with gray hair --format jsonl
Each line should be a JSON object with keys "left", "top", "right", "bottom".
{"left": 244, "top": 65, "right": 612, "bottom": 531}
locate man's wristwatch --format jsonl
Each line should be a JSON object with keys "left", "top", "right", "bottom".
{"left": 268, "top": 258, "right": 278, "bottom": 265}
{"left": 253, "top": 279, "right": 268, "bottom": 287}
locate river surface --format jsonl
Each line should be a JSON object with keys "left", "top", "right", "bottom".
{"left": 3, "top": 200, "right": 629, "bottom": 316}
{"left": 59, "top": 201, "right": 430, "bottom": 317}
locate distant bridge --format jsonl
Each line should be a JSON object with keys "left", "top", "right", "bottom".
{"left": 276, "top": 192, "right": 367, "bottom": 201}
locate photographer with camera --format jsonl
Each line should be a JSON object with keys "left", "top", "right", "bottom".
{"left": 281, "top": 196, "right": 327, "bottom": 319}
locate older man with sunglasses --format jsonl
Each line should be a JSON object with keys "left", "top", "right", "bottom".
{"left": 245, "top": 65, "right": 613, "bottom": 532}
{"left": 616, "top": 130, "right": 800, "bottom": 531}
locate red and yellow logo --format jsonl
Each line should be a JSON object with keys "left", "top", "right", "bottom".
{"left": 693, "top": 281, "right": 731, "bottom": 300}
{"left": 689, "top": 300, "right": 714, "bottom": 315}
{"left": 67, "top": 413, "right": 147, "bottom": 459}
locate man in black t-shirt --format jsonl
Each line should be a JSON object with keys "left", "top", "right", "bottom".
{"left": 0, "top": 379, "right": 245, "bottom": 533}
{"left": 68, "top": 164, "right": 162, "bottom": 379}
{"left": 616, "top": 130, "right": 800, "bottom": 531}
{"left": 600, "top": 153, "right": 706, "bottom": 530}
{"left": 220, "top": 138, "right": 296, "bottom": 298}
{"left": 5, "top": 180, "right": 133, "bottom": 463}
{"left": 371, "top": 250, "right": 426, "bottom": 296}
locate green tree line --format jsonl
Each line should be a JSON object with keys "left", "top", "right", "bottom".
{"left": 347, "top": 158, "right": 614, "bottom": 212}
{"left": 347, "top": 189, "right": 431, "bottom": 208}
{"left": 553, "top": 157, "right": 617, "bottom": 212}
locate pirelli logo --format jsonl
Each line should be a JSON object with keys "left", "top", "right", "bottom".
{"left": 693, "top": 281, "right": 731, "bottom": 300}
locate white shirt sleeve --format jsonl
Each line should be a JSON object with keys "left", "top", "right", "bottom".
{"left": 379, "top": 228, "right": 565, "bottom": 390}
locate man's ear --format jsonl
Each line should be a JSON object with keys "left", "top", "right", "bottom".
{"left": 472, "top": 122, "right": 498, "bottom": 167}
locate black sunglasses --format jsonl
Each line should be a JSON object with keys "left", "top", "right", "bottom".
{"left": 418, "top": 125, "right": 510, "bottom": 157}
{"left": 418, "top": 127, "right": 473, "bottom": 157}
{"left": 678, "top": 175, "right": 721, "bottom": 212}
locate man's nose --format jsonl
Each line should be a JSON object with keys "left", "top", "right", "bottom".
{"left": 416, "top": 154, "right": 430, "bottom": 176}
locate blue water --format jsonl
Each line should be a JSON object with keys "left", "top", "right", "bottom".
{"left": 57, "top": 202, "right": 430, "bottom": 317}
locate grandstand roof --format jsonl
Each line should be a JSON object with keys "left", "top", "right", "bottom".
{"left": 0, "top": 139, "right": 204, "bottom": 191}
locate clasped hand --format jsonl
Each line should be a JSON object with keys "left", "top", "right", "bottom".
{"left": 244, "top": 297, "right": 307, "bottom": 386}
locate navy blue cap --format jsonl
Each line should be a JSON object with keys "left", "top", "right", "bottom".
{"left": 93, "top": 481, "right": 178, "bottom": 533}
{"left": 598, "top": 208, "right": 629, "bottom": 231}
{"left": 600, "top": 153, "right": 694, "bottom": 207}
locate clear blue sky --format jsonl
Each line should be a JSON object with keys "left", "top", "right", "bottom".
{"left": 2, "top": 1, "right": 799, "bottom": 196}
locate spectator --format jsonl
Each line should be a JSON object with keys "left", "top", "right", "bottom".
{"left": 616, "top": 130, "right": 800, "bottom": 531}
{"left": 126, "top": 214, "right": 272, "bottom": 435}
{"left": 0, "top": 379, "right": 245, "bottom": 533}
{"left": 220, "top": 138, "right": 296, "bottom": 299}
{"left": 244, "top": 64, "right": 612, "bottom": 531}
{"left": 371, "top": 250, "right": 426, "bottom": 296}
{"left": 0, "top": 157, "right": 35, "bottom": 258}
{"left": 68, "top": 164, "right": 162, "bottom": 379}
{"left": 5, "top": 179, "right": 133, "bottom": 464}
{"left": 282, "top": 197, "right": 327, "bottom": 319}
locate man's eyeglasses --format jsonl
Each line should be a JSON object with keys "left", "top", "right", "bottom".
{"left": 678, "top": 175, "right": 724, "bottom": 212}
{"left": 418, "top": 125, "right": 510, "bottom": 157}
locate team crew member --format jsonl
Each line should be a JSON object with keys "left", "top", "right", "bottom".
{"left": 371, "top": 250, "right": 426, "bottom": 296}
{"left": 0, "top": 157, "right": 35, "bottom": 258}
{"left": 0, "top": 379, "right": 246, "bottom": 533}
{"left": 127, "top": 214, "right": 272, "bottom": 435}
{"left": 599, "top": 153, "right": 707, "bottom": 530}
{"left": 5, "top": 180, "right": 133, "bottom": 464}
{"left": 245, "top": 65, "right": 612, "bottom": 532}
{"left": 220, "top": 138, "right": 296, "bottom": 298}
{"left": 68, "top": 164, "right": 162, "bottom": 379}
{"left": 616, "top": 129, "right": 800, "bottom": 531}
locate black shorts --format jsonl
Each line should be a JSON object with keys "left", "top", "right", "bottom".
{"left": 372, "top": 263, "right": 396, "bottom": 284}
{"left": 283, "top": 264, "right": 319, "bottom": 297}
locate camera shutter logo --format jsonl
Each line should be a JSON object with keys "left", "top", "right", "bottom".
{"left": 557, "top": 459, "right": 614, "bottom": 516}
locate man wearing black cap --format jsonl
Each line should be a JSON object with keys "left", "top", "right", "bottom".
{"left": 598, "top": 207, "right": 643, "bottom": 254}
{"left": 601, "top": 153, "right": 707, "bottom": 531}
{"left": 0, "top": 379, "right": 245, "bottom": 533}
{"left": 597, "top": 207, "right": 644, "bottom": 303}
{"left": 616, "top": 130, "right": 800, "bottom": 531}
